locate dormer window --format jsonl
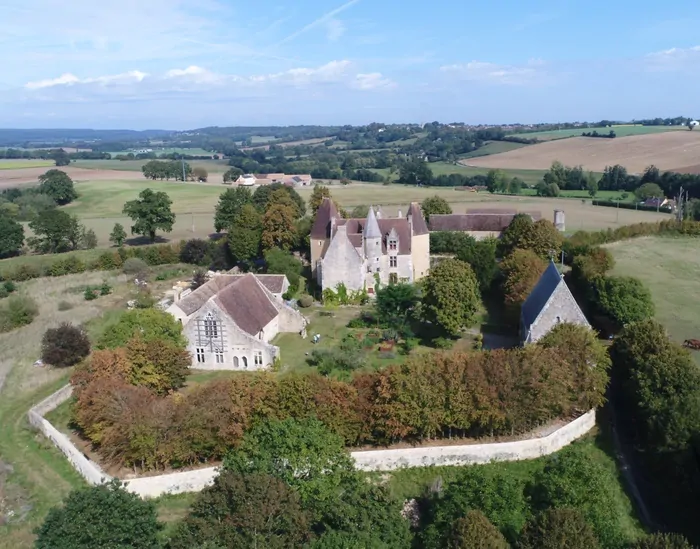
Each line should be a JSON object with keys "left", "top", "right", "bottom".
{"left": 389, "top": 239, "right": 397, "bottom": 251}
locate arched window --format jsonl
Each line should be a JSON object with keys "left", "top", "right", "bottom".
{"left": 204, "top": 312, "right": 218, "bottom": 338}
{"left": 233, "top": 356, "right": 239, "bottom": 368}
{"left": 242, "top": 356, "right": 248, "bottom": 369}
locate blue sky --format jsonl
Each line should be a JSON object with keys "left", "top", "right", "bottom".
{"left": 1, "top": 0, "right": 700, "bottom": 129}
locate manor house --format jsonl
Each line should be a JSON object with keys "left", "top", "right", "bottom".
{"left": 310, "top": 198, "right": 430, "bottom": 294}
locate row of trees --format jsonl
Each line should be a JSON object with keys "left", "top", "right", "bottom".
{"left": 141, "top": 160, "right": 208, "bottom": 182}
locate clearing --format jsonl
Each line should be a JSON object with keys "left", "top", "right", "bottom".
{"left": 606, "top": 236, "right": 700, "bottom": 363}
{"left": 508, "top": 125, "right": 685, "bottom": 141}
{"left": 466, "top": 131, "right": 700, "bottom": 173}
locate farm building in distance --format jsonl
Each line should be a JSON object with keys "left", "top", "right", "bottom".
{"left": 166, "top": 273, "right": 307, "bottom": 371}
{"left": 311, "top": 198, "right": 430, "bottom": 295}
{"left": 520, "top": 261, "right": 590, "bottom": 344}
{"left": 235, "top": 173, "right": 313, "bottom": 186}
{"left": 428, "top": 209, "right": 543, "bottom": 239}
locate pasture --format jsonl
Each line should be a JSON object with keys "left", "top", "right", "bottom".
{"left": 0, "top": 159, "right": 54, "bottom": 170}
{"left": 107, "top": 147, "right": 214, "bottom": 157}
{"left": 467, "top": 131, "right": 700, "bottom": 173}
{"left": 32, "top": 179, "right": 671, "bottom": 247}
{"left": 508, "top": 125, "right": 686, "bottom": 141}
{"left": 607, "top": 237, "right": 700, "bottom": 363}
{"left": 459, "top": 140, "right": 530, "bottom": 158}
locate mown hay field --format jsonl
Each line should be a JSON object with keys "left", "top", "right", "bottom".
{"left": 467, "top": 131, "right": 700, "bottom": 173}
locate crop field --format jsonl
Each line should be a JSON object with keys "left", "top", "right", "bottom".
{"left": 73, "top": 158, "right": 231, "bottom": 174}
{"left": 107, "top": 147, "right": 214, "bottom": 157}
{"left": 508, "top": 125, "right": 686, "bottom": 141}
{"left": 607, "top": 237, "right": 700, "bottom": 363}
{"left": 0, "top": 159, "right": 54, "bottom": 170}
{"left": 468, "top": 131, "right": 700, "bottom": 173}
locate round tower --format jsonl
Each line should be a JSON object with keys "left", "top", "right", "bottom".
{"left": 553, "top": 210, "right": 565, "bottom": 232}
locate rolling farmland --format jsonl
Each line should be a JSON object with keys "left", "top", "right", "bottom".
{"left": 508, "top": 125, "right": 686, "bottom": 141}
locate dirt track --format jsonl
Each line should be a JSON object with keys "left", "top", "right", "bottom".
{"left": 0, "top": 167, "right": 225, "bottom": 188}
{"left": 465, "top": 131, "right": 700, "bottom": 173}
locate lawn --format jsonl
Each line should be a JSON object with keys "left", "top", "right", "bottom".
{"left": 507, "top": 125, "right": 685, "bottom": 141}
{"left": 606, "top": 236, "right": 700, "bottom": 362}
{"left": 0, "top": 160, "right": 54, "bottom": 170}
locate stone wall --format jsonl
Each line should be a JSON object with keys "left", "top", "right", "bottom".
{"left": 31, "top": 386, "right": 596, "bottom": 499}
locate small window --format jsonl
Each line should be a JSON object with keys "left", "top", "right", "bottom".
{"left": 254, "top": 351, "right": 263, "bottom": 366}
{"left": 367, "top": 265, "right": 371, "bottom": 273}
{"left": 196, "top": 348, "right": 205, "bottom": 363}
{"left": 390, "top": 256, "right": 397, "bottom": 268}
{"left": 389, "top": 239, "right": 397, "bottom": 251}
{"left": 368, "top": 287, "right": 375, "bottom": 294}
{"left": 242, "top": 356, "right": 248, "bottom": 369}
{"left": 233, "top": 356, "right": 240, "bottom": 368}
{"left": 376, "top": 267, "right": 380, "bottom": 272}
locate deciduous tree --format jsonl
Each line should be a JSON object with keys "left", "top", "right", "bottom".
{"left": 399, "top": 157, "right": 433, "bottom": 185}
{"left": 486, "top": 169, "right": 508, "bottom": 193}
{"left": 422, "top": 259, "right": 482, "bottom": 336}
{"left": 421, "top": 195, "right": 452, "bottom": 220}
{"left": 38, "top": 169, "right": 77, "bottom": 205}
{"left": 448, "top": 510, "right": 509, "bottom": 549}
{"left": 518, "top": 508, "right": 600, "bottom": 549}
{"left": 264, "top": 248, "right": 303, "bottom": 292}
{"left": 109, "top": 222, "right": 127, "bottom": 247}
{"left": 635, "top": 182, "right": 664, "bottom": 201}
{"left": 41, "top": 323, "right": 91, "bottom": 367}
{"left": 222, "top": 167, "right": 243, "bottom": 183}
{"left": 214, "top": 186, "right": 252, "bottom": 232}
{"left": 253, "top": 183, "right": 306, "bottom": 217}
{"left": 262, "top": 204, "right": 298, "bottom": 251}
{"left": 455, "top": 237, "right": 498, "bottom": 293}
{"left": 35, "top": 479, "right": 162, "bottom": 549}
{"left": 97, "top": 308, "right": 186, "bottom": 349}
{"left": 192, "top": 166, "right": 208, "bottom": 182}
{"left": 593, "top": 276, "right": 655, "bottom": 326}
{"left": 0, "top": 215, "right": 24, "bottom": 257}
{"left": 500, "top": 249, "right": 547, "bottom": 306}
{"left": 125, "top": 336, "right": 190, "bottom": 394}
{"left": 179, "top": 238, "right": 211, "bottom": 266}
{"left": 122, "top": 188, "right": 175, "bottom": 242}
{"left": 310, "top": 184, "right": 331, "bottom": 216}
{"left": 228, "top": 204, "right": 262, "bottom": 261}
{"left": 27, "top": 209, "right": 82, "bottom": 253}
{"left": 375, "top": 282, "right": 420, "bottom": 335}
{"left": 631, "top": 533, "right": 695, "bottom": 549}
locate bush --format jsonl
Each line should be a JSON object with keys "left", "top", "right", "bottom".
{"left": 179, "top": 238, "right": 211, "bottom": 266}
{"left": 0, "top": 295, "right": 39, "bottom": 332}
{"left": 0, "top": 287, "right": 8, "bottom": 299}
{"left": 35, "top": 479, "right": 161, "bottom": 549}
{"left": 83, "top": 288, "right": 98, "bottom": 301}
{"left": 630, "top": 533, "right": 695, "bottom": 548}
{"left": 97, "top": 308, "right": 186, "bottom": 349}
{"left": 57, "top": 300, "right": 74, "bottom": 311}
{"left": 3, "top": 281, "right": 16, "bottom": 293}
{"left": 592, "top": 276, "right": 655, "bottom": 326}
{"left": 298, "top": 294, "right": 313, "bottom": 308}
{"left": 432, "top": 337, "right": 455, "bottom": 349}
{"left": 42, "top": 323, "right": 91, "bottom": 367}
{"left": 518, "top": 508, "right": 600, "bottom": 549}
{"left": 99, "top": 282, "right": 112, "bottom": 296}
{"left": 122, "top": 257, "right": 149, "bottom": 278}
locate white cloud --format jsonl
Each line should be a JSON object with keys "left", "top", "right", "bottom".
{"left": 25, "top": 70, "right": 148, "bottom": 89}
{"left": 326, "top": 18, "right": 346, "bottom": 41}
{"left": 645, "top": 45, "right": 700, "bottom": 72}
{"left": 440, "top": 59, "right": 546, "bottom": 85}
{"left": 25, "top": 73, "right": 81, "bottom": 90}
{"left": 353, "top": 73, "right": 395, "bottom": 90}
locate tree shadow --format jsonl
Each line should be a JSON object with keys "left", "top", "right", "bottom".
{"left": 125, "top": 235, "right": 169, "bottom": 246}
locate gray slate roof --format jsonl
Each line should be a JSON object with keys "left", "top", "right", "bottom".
{"left": 364, "top": 206, "right": 382, "bottom": 239}
{"left": 521, "top": 261, "right": 563, "bottom": 329}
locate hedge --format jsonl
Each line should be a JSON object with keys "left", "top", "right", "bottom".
{"left": 591, "top": 200, "right": 673, "bottom": 214}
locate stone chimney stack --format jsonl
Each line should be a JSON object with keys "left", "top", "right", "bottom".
{"left": 554, "top": 210, "right": 565, "bottom": 232}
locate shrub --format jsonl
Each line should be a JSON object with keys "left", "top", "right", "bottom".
{"left": 0, "top": 287, "right": 8, "bottom": 299}
{"left": 298, "top": 294, "right": 313, "bottom": 308}
{"left": 191, "top": 269, "right": 208, "bottom": 290}
{"left": 122, "top": 257, "right": 149, "bottom": 278}
{"left": 9, "top": 263, "right": 41, "bottom": 281}
{"left": 518, "top": 508, "right": 600, "bottom": 549}
{"left": 179, "top": 238, "right": 211, "bottom": 266}
{"left": 432, "top": 337, "right": 455, "bottom": 349}
{"left": 83, "top": 288, "right": 98, "bottom": 301}
{"left": 35, "top": 479, "right": 161, "bottom": 549}
{"left": 592, "top": 276, "right": 655, "bottom": 326}
{"left": 448, "top": 510, "right": 509, "bottom": 549}
{"left": 630, "top": 533, "right": 695, "bottom": 549}
{"left": 3, "top": 281, "right": 16, "bottom": 293}
{"left": 0, "top": 295, "right": 39, "bottom": 332}
{"left": 57, "top": 300, "right": 74, "bottom": 311}
{"left": 42, "top": 323, "right": 91, "bottom": 367}
{"left": 99, "top": 282, "right": 112, "bottom": 296}
{"left": 134, "top": 289, "right": 157, "bottom": 309}
{"left": 98, "top": 308, "right": 186, "bottom": 349}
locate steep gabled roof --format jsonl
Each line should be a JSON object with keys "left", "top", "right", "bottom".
{"left": 364, "top": 206, "right": 382, "bottom": 239}
{"left": 407, "top": 202, "right": 429, "bottom": 235}
{"left": 214, "top": 274, "right": 279, "bottom": 336}
{"left": 521, "top": 262, "right": 564, "bottom": 330}
{"left": 310, "top": 197, "right": 339, "bottom": 239}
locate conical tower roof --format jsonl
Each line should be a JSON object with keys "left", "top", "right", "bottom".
{"left": 364, "top": 205, "right": 381, "bottom": 239}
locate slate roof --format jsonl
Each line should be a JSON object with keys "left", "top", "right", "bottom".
{"left": 407, "top": 202, "right": 430, "bottom": 235}
{"left": 177, "top": 274, "right": 286, "bottom": 316}
{"left": 520, "top": 262, "right": 563, "bottom": 330}
{"left": 364, "top": 206, "right": 382, "bottom": 238}
{"left": 428, "top": 210, "right": 541, "bottom": 232}
{"left": 335, "top": 218, "right": 413, "bottom": 255}
{"left": 310, "top": 197, "right": 339, "bottom": 239}
{"left": 214, "top": 274, "right": 280, "bottom": 336}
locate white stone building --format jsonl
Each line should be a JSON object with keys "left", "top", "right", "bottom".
{"left": 167, "top": 273, "right": 307, "bottom": 370}
{"left": 310, "top": 199, "right": 431, "bottom": 295}
{"left": 520, "top": 261, "right": 590, "bottom": 344}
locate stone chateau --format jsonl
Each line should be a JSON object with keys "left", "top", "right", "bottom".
{"left": 310, "top": 198, "right": 431, "bottom": 294}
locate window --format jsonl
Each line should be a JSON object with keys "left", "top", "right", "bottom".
{"left": 389, "top": 273, "right": 398, "bottom": 284}
{"left": 376, "top": 267, "right": 380, "bottom": 272}
{"left": 367, "top": 265, "right": 372, "bottom": 273}
{"left": 204, "top": 313, "right": 218, "bottom": 339}
{"left": 389, "top": 239, "right": 397, "bottom": 251}
{"left": 233, "top": 356, "right": 240, "bottom": 368}
{"left": 368, "top": 287, "right": 375, "bottom": 294}
{"left": 215, "top": 349, "right": 224, "bottom": 364}
{"left": 254, "top": 351, "right": 263, "bottom": 366}
{"left": 390, "top": 256, "right": 397, "bottom": 268}
{"left": 196, "top": 348, "right": 205, "bottom": 363}
{"left": 242, "top": 356, "right": 248, "bottom": 369}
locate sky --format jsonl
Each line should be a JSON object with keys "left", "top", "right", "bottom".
{"left": 1, "top": 0, "right": 700, "bottom": 129}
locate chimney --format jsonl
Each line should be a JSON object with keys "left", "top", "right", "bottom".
{"left": 398, "top": 208, "right": 402, "bottom": 218}
{"left": 553, "top": 210, "right": 565, "bottom": 232}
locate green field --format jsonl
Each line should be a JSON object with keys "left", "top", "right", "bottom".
{"left": 0, "top": 159, "right": 54, "bottom": 170}
{"left": 508, "top": 125, "right": 686, "bottom": 141}
{"left": 107, "top": 147, "right": 214, "bottom": 157}
{"left": 607, "top": 237, "right": 700, "bottom": 361}
{"left": 460, "top": 141, "right": 530, "bottom": 159}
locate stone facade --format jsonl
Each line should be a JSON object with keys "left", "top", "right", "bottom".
{"left": 520, "top": 261, "right": 590, "bottom": 344}
{"left": 311, "top": 199, "right": 430, "bottom": 294}
{"left": 167, "top": 273, "right": 306, "bottom": 370}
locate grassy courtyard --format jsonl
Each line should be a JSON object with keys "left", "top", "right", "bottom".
{"left": 606, "top": 236, "right": 700, "bottom": 361}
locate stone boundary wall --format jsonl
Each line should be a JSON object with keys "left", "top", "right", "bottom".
{"left": 29, "top": 385, "right": 596, "bottom": 498}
